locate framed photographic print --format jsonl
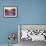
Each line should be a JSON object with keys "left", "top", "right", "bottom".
{"left": 4, "top": 7, "right": 17, "bottom": 17}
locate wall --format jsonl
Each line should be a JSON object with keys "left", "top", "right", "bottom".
{"left": 0, "top": 0, "right": 18, "bottom": 44}
{"left": 0, "top": 0, "right": 46, "bottom": 44}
